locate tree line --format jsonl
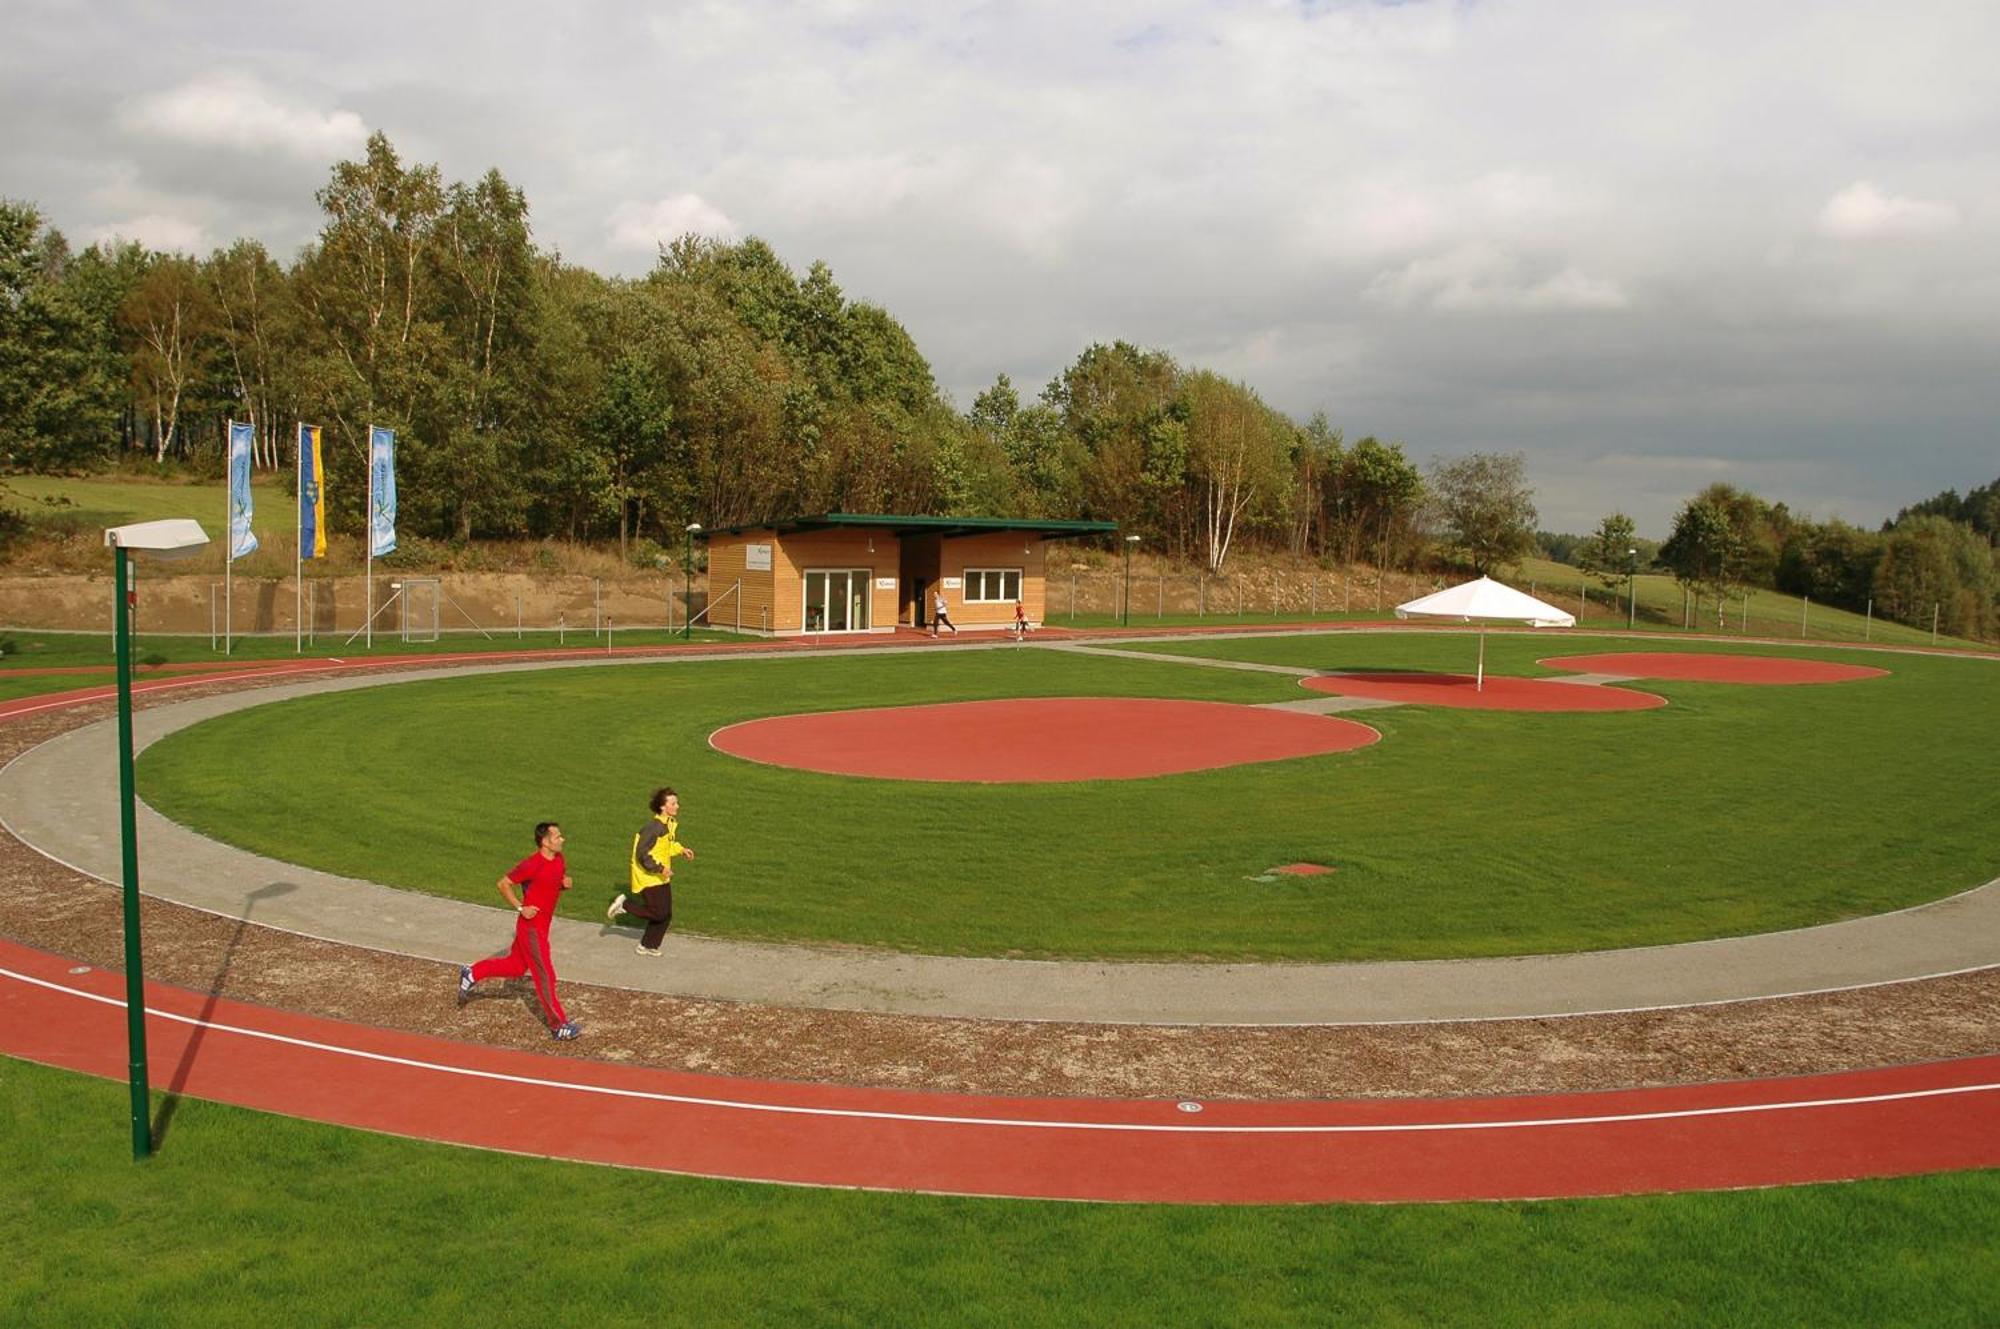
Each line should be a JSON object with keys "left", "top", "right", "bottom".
{"left": 1559, "top": 478, "right": 2000, "bottom": 640}
{"left": 5, "top": 130, "right": 1989, "bottom": 638}
{"left": 1, "top": 133, "right": 1435, "bottom": 573}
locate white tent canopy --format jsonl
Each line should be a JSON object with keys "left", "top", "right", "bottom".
{"left": 1394, "top": 576, "right": 1575, "bottom": 691}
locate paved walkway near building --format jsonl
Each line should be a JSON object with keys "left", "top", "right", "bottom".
{"left": 2, "top": 644, "right": 1996, "bottom": 1025}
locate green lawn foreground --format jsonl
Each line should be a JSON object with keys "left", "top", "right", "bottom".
{"left": 2, "top": 1059, "right": 1994, "bottom": 1329}
{"left": 132, "top": 634, "right": 2000, "bottom": 962}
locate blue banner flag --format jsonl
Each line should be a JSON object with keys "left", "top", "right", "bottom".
{"left": 369, "top": 426, "right": 397, "bottom": 557}
{"left": 227, "top": 421, "right": 258, "bottom": 559}
{"left": 299, "top": 424, "right": 327, "bottom": 559}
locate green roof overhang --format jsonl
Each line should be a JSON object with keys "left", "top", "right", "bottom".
{"left": 703, "top": 513, "right": 1119, "bottom": 541}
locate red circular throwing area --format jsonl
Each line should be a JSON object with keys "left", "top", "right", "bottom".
{"left": 1541, "top": 652, "right": 1890, "bottom": 685}
{"left": 710, "top": 697, "right": 1379, "bottom": 782}
{"left": 1300, "top": 672, "right": 1664, "bottom": 712}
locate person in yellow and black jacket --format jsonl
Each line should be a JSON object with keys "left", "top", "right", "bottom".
{"left": 607, "top": 786, "right": 695, "bottom": 956}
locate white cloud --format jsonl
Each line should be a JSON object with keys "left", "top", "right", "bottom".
{"left": 1365, "top": 245, "right": 1629, "bottom": 314}
{"left": 608, "top": 195, "right": 738, "bottom": 250}
{"left": 123, "top": 73, "right": 367, "bottom": 159}
{"left": 765, "top": 154, "right": 924, "bottom": 223}
{"left": 6, "top": 0, "right": 1997, "bottom": 533}
{"left": 88, "top": 213, "right": 207, "bottom": 254}
{"left": 1816, "top": 182, "right": 1961, "bottom": 240}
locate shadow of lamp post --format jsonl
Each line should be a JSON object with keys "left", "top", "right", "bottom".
{"left": 105, "top": 517, "right": 211, "bottom": 1160}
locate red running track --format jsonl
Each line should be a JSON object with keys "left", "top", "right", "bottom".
{"left": 711, "top": 698, "right": 1380, "bottom": 782}
{"left": 1541, "top": 652, "right": 1891, "bottom": 685}
{"left": 1300, "top": 672, "right": 1665, "bottom": 712}
{"left": 5, "top": 939, "right": 1995, "bottom": 1204}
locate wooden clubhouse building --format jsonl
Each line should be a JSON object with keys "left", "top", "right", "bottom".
{"left": 703, "top": 513, "right": 1118, "bottom": 637}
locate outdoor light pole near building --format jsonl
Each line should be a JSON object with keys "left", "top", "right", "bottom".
{"left": 684, "top": 522, "right": 702, "bottom": 639}
{"left": 105, "top": 518, "right": 211, "bottom": 1161}
{"left": 1123, "top": 534, "right": 1140, "bottom": 627}
{"left": 1627, "top": 548, "right": 1639, "bottom": 631}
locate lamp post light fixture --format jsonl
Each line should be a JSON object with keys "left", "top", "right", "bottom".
{"left": 1627, "top": 547, "right": 1639, "bottom": 631}
{"left": 1122, "top": 534, "right": 1140, "bottom": 627}
{"left": 683, "top": 522, "right": 702, "bottom": 639}
{"left": 105, "top": 518, "right": 211, "bottom": 1161}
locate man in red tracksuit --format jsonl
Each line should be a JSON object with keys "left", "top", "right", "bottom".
{"left": 458, "top": 821, "right": 580, "bottom": 1040}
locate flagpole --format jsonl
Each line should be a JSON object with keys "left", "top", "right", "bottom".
{"left": 294, "top": 421, "right": 303, "bottom": 654}
{"left": 365, "top": 425, "right": 374, "bottom": 650}
{"left": 224, "top": 419, "right": 234, "bottom": 656}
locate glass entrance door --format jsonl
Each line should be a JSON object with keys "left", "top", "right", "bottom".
{"left": 803, "top": 570, "right": 871, "bottom": 632}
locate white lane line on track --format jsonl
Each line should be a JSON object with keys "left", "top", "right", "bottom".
{"left": 9, "top": 965, "right": 1997, "bottom": 1136}
{"left": 0, "top": 667, "right": 312, "bottom": 719}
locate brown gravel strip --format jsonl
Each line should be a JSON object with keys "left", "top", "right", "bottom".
{"left": 3, "top": 675, "right": 1995, "bottom": 1101}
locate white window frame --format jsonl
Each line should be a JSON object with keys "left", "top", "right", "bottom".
{"left": 800, "top": 568, "right": 873, "bottom": 632}
{"left": 962, "top": 567, "right": 1023, "bottom": 604}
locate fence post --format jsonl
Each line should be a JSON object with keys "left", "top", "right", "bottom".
{"left": 1800, "top": 596, "right": 1809, "bottom": 639}
{"left": 1157, "top": 574, "right": 1164, "bottom": 619}
{"left": 559, "top": 611, "right": 565, "bottom": 647}
{"left": 735, "top": 580, "right": 742, "bottom": 635}
{"left": 1740, "top": 591, "right": 1749, "bottom": 633}
{"left": 1931, "top": 604, "right": 1940, "bottom": 645}
{"left": 1578, "top": 582, "right": 1586, "bottom": 621}
{"left": 1198, "top": 573, "right": 1205, "bottom": 617}
{"left": 1683, "top": 587, "right": 1691, "bottom": 630}
{"left": 1864, "top": 598, "right": 1872, "bottom": 641}
{"left": 1069, "top": 572, "right": 1076, "bottom": 621}
{"left": 515, "top": 594, "right": 522, "bottom": 639}
{"left": 1310, "top": 574, "right": 1317, "bottom": 619}
{"left": 1236, "top": 579, "right": 1243, "bottom": 619}
{"left": 594, "top": 578, "right": 602, "bottom": 636}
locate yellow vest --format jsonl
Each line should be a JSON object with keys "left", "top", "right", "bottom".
{"left": 629, "top": 815, "right": 681, "bottom": 892}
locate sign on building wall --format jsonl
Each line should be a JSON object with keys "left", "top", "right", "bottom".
{"left": 874, "top": 577, "right": 895, "bottom": 590}
{"left": 942, "top": 576, "right": 962, "bottom": 589}
{"left": 745, "top": 543, "right": 772, "bottom": 571}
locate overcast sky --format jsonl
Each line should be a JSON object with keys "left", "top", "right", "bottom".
{"left": 6, "top": 0, "right": 1996, "bottom": 535}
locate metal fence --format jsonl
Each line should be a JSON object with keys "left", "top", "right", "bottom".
{"left": 0, "top": 568, "right": 1960, "bottom": 649}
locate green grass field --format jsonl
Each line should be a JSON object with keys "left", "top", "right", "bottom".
{"left": 0, "top": 628, "right": 754, "bottom": 697}
{"left": 134, "top": 633, "right": 2000, "bottom": 961}
{"left": 3, "top": 473, "right": 271, "bottom": 535}
{"left": 3, "top": 1060, "right": 1993, "bottom": 1328}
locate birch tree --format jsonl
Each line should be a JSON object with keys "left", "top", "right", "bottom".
{"left": 1183, "top": 371, "right": 1287, "bottom": 573}
{"left": 205, "top": 239, "right": 288, "bottom": 467}
{"left": 120, "top": 256, "right": 211, "bottom": 462}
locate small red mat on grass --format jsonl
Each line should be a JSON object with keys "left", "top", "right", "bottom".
{"left": 711, "top": 697, "right": 1379, "bottom": 782}
{"left": 1541, "top": 652, "right": 1889, "bottom": 684}
{"left": 1300, "top": 672, "right": 1664, "bottom": 712}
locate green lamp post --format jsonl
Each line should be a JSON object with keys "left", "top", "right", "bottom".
{"left": 1626, "top": 547, "right": 1639, "bottom": 631}
{"left": 1122, "top": 534, "right": 1140, "bottom": 627}
{"left": 683, "top": 522, "right": 702, "bottom": 639}
{"left": 105, "top": 518, "right": 211, "bottom": 1160}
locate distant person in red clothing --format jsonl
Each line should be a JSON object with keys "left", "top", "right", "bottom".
{"left": 1012, "top": 600, "right": 1028, "bottom": 640}
{"left": 458, "top": 821, "right": 580, "bottom": 1040}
